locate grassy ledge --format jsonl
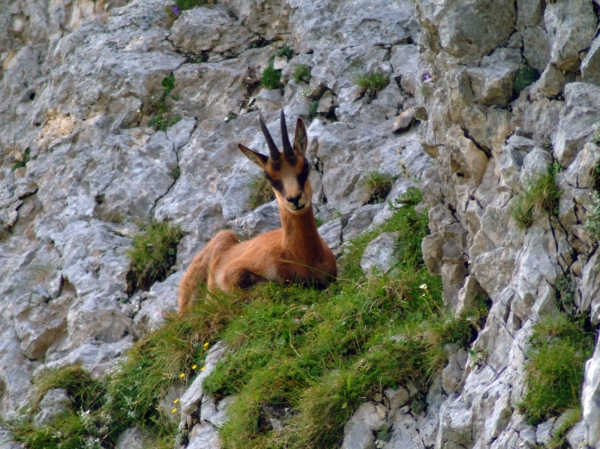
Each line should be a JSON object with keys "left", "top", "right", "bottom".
{"left": 125, "top": 220, "right": 184, "bottom": 294}
{"left": 519, "top": 313, "right": 594, "bottom": 426}
{"left": 511, "top": 162, "right": 561, "bottom": 229}
{"left": 8, "top": 189, "right": 489, "bottom": 449}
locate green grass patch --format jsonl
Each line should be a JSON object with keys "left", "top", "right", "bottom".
{"left": 308, "top": 100, "right": 319, "bottom": 118}
{"left": 293, "top": 64, "right": 311, "bottom": 83}
{"left": 276, "top": 45, "right": 294, "bottom": 59}
{"left": 125, "top": 220, "right": 184, "bottom": 294}
{"left": 355, "top": 71, "right": 389, "bottom": 100}
{"left": 173, "top": 0, "right": 210, "bottom": 11}
{"left": 586, "top": 191, "right": 600, "bottom": 240}
{"left": 11, "top": 147, "right": 30, "bottom": 171}
{"left": 247, "top": 174, "right": 276, "bottom": 209}
{"left": 520, "top": 313, "right": 594, "bottom": 425}
{"left": 261, "top": 62, "right": 282, "bottom": 90}
{"left": 511, "top": 163, "right": 561, "bottom": 229}
{"left": 147, "top": 75, "right": 181, "bottom": 132}
{"left": 360, "top": 171, "right": 396, "bottom": 204}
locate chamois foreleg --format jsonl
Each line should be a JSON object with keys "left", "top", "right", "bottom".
{"left": 178, "top": 230, "right": 238, "bottom": 314}
{"left": 218, "top": 258, "right": 270, "bottom": 291}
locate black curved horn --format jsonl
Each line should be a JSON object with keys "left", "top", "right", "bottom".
{"left": 259, "top": 113, "right": 280, "bottom": 161}
{"left": 280, "top": 110, "right": 294, "bottom": 158}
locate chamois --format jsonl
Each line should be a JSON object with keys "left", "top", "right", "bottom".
{"left": 177, "top": 110, "right": 337, "bottom": 314}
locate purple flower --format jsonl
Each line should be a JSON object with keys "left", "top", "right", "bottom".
{"left": 172, "top": 6, "right": 180, "bottom": 15}
{"left": 422, "top": 72, "right": 432, "bottom": 82}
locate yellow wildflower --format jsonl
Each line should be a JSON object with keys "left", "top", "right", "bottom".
{"left": 179, "top": 373, "right": 185, "bottom": 378}
{"left": 201, "top": 366, "right": 206, "bottom": 371}
{"left": 192, "top": 364, "right": 197, "bottom": 370}
{"left": 172, "top": 408, "right": 178, "bottom": 413}
{"left": 173, "top": 398, "right": 179, "bottom": 404}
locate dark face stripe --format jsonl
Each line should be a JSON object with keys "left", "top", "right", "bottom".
{"left": 265, "top": 156, "right": 309, "bottom": 195}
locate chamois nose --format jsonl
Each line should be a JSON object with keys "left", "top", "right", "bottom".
{"left": 286, "top": 193, "right": 302, "bottom": 206}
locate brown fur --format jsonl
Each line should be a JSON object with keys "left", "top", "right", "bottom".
{"left": 178, "top": 113, "right": 337, "bottom": 314}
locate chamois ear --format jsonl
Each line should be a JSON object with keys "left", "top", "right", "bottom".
{"left": 293, "top": 118, "right": 308, "bottom": 156}
{"left": 238, "top": 144, "right": 269, "bottom": 169}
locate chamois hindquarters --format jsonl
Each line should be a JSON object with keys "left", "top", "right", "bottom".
{"left": 177, "top": 230, "right": 239, "bottom": 314}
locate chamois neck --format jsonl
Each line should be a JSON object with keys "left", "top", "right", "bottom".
{"left": 279, "top": 203, "right": 322, "bottom": 256}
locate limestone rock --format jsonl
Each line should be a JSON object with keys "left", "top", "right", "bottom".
{"left": 360, "top": 232, "right": 399, "bottom": 275}
{"left": 170, "top": 8, "right": 254, "bottom": 56}
{"left": 115, "top": 427, "right": 151, "bottom": 449}
{"left": 553, "top": 82, "right": 600, "bottom": 167}
{"left": 583, "top": 334, "right": 600, "bottom": 447}
{"left": 187, "top": 423, "right": 221, "bottom": 449}
{"left": 33, "top": 388, "right": 70, "bottom": 427}
{"left": 416, "top": 0, "right": 515, "bottom": 62}
{"left": 180, "top": 341, "right": 227, "bottom": 417}
{"left": 341, "top": 402, "right": 385, "bottom": 449}
{"left": 582, "top": 36, "right": 600, "bottom": 86}
{"left": 467, "top": 48, "right": 521, "bottom": 106}
{"left": 318, "top": 218, "right": 343, "bottom": 255}
{"left": 544, "top": 0, "right": 597, "bottom": 72}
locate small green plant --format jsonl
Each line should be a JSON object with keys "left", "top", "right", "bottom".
{"left": 171, "top": 166, "right": 181, "bottom": 180}
{"left": 125, "top": 220, "right": 184, "bottom": 293}
{"left": 511, "top": 163, "right": 561, "bottom": 229}
{"left": 276, "top": 45, "right": 294, "bottom": 59}
{"left": 519, "top": 313, "right": 594, "bottom": 425}
{"left": 173, "top": 0, "right": 211, "bottom": 12}
{"left": 355, "top": 71, "right": 389, "bottom": 99}
{"left": 148, "top": 75, "right": 181, "bottom": 132}
{"left": 514, "top": 64, "right": 540, "bottom": 96}
{"left": 247, "top": 174, "right": 275, "bottom": 209}
{"left": 361, "top": 171, "right": 396, "bottom": 204}
{"left": 226, "top": 112, "right": 238, "bottom": 121}
{"left": 586, "top": 191, "right": 600, "bottom": 239}
{"left": 308, "top": 100, "right": 319, "bottom": 118}
{"left": 11, "top": 147, "right": 30, "bottom": 171}
{"left": 315, "top": 216, "right": 324, "bottom": 227}
{"left": 261, "top": 62, "right": 282, "bottom": 90}
{"left": 557, "top": 276, "right": 576, "bottom": 308}
{"left": 293, "top": 64, "right": 311, "bottom": 83}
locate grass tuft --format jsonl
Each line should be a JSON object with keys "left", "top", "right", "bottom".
{"left": 511, "top": 163, "right": 561, "bottom": 229}
{"left": 174, "top": 0, "right": 211, "bottom": 11}
{"left": 11, "top": 147, "right": 31, "bottom": 171}
{"left": 360, "top": 171, "right": 396, "bottom": 204}
{"left": 261, "top": 62, "right": 282, "bottom": 90}
{"left": 125, "top": 220, "right": 184, "bottom": 294}
{"left": 520, "top": 313, "right": 594, "bottom": 425}
{"left": 585, "top": 191, "right": 600, "bottom": 240}
{"left": 276, "top": 45, "right": 294, "bottom": 59}
{"left": 308, "top": 100, "right": 319, "bottom": 118}
{"left": 355, "top": 71, "right": 389, "bottom": 99}
{"left": 293, "top": 64, "right": 311, "bottom": 83}
{"left": 247, "top": 174, "right": 276, "bottom": 209}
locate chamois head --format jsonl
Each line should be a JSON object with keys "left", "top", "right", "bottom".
{"left": 238, "top": 110, "right": 312, "bottom": 215}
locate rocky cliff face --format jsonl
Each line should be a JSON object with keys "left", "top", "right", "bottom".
{"left": 1, "top": 0, "right": 600, "bottom": 447}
